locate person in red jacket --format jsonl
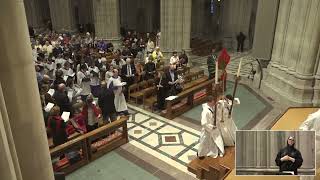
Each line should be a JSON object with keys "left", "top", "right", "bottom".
{"left": 71, "top": 102, "right": 87, "bottom": 134}
{"left": 47, "top": 106, "right": 68, "bottom": 147}
{"left": 81, "top": 94, "right": 101, "bottom": 132}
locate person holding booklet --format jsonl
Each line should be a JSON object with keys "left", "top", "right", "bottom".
{"left": 47, "top": 106, "right": 68, "bottom": 147}
{"left": 81, "top": 94, "right": 101, "bottom": 132}
{"left": 107, "top": 69, "right": 129, "bottom": 115}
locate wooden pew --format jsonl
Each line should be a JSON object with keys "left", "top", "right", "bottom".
{"left": 50, "top": 134, "right": 89, "bottom": 174}
{"left": 86, "top": 117, "right": 128, "bottom": 161}
{"left": 49, "top": 116, "right": 128, "bottom": 174}
{"left": 142, "top": 70, "right": 206, "bottom": 110}
{"left": 162, "top": 79, "right": 215, "bottom": 119}
{"left": 129, "top": 66, "right": 191, "bottom": 104}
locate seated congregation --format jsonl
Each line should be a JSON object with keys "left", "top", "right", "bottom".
{"left": 32, "top": 29, "right": 205, "bottom": 173}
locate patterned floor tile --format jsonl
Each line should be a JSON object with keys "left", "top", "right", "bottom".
{"left": 181, "top": 132, "right": 199, "bottom": 146}
{"left": 128, "top": 125, "right": 150, "bottom": 139}
{"left": 141, "top": 133, "right": 160, "bottom": 147}
{"left": 141, "top": 119, "right": 165, "bottom": 130}
{"left": 161, "top": 134, "right": 181, "bottom": 145}
{"left": 158, "top": 145, "right": 186, "bottom": 157}
{"left": 127, "top": 105, "right": 202, "bottom": 173}
{"left": 134, "top": 113, "right": 150, "bottom": 123}
{"left": 157, "top": 125, "right": 182, "bottom": 134}
{"left": 127, "top": 122, "right": 135, "bottom": 129}
{"left": 179, "top": 149, "right": 198, "bottom": 164}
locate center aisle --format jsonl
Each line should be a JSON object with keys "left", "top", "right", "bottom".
{"left": 127, "top": 104, "right": 200, "bottom": 176}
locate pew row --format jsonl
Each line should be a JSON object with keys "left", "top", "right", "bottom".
{"left": 161, "top": 79, "right": 215, "bottom": 119}
{"left": 50, "top": 116, "right": 128, "bottom": 175}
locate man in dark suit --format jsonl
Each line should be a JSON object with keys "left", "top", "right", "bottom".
{"left": 121, "top": 58, "right": 136, "bottom": 99}
{"left": 98, "top": 82, "right": 117, "bottom": 123}
{"left": 164, "top": 64, "right": 181, "bottom": 96}
{"left": 53, "top": 83, "right": 72, "bottom": 115}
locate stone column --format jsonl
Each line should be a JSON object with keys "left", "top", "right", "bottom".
{"left": 93, "top": 0, "right": 121, "bottom": 48}
{"left": 0, "top": 0, "right": 54, "bottom": 180}
{"left": 313, "top": 45, "right": 320, "bottom": 105}
{"left": 48, "top": 0, "right": 76, "bottom": 32}
{"left": 262, "top": 0, "right": 320, "bottom": 106}
{"left": 269, "top": 0, "right": 292, "bottom": 68}
{"left": 23, "top": 0, "right": 44, "bottom": 29}
{"left": 160, "top": 0, "right": 192, "bottom": 57}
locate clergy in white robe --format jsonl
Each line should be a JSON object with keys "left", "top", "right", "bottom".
{"left": 299, "top": 109, "right": 320, "bottom": 180}
{"left": 216, "top": 96, "right": 240, "bottom": 146}
{"left": 198, "top": 96, "right": 224, "bottom": 158}
{"left": 107, "top": 69, "right": 128, "bottom": 113}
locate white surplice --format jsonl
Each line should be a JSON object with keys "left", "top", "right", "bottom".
{"left": 198, "top": 103, "right": 224, "bottom": 158}
{"left": 216, "top": 98, "right": 239, "bottom": 146}
{"left": 107, "top": 76, "right": 128, "bottom": 112}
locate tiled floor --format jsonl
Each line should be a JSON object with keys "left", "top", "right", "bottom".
{"left": 127, "top": 105, "right": 200, "bottom": 173}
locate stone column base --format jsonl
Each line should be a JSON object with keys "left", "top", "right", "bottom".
{"left": 313, "top": 79, "right": 320, "bottom": 106}
{"left": 261, "top": 66, "right": 315, "bottom": 106}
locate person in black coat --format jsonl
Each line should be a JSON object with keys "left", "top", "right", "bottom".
{"left": 155, "top": 71, "right": 167, "bottom": 110}
{"left": 98, "top": 82, "right": 117, "bottom": 123}
{"left": 179, "top": 50, "right": 189, "bottom": 66}
{"left": 275, "top": 136, "right": 303, "bottom": 175}
{"left": 144, "top": 56, "right": 156, "bottom": 80}
{"left": 164, "top": 65, "right": 181, "bottom": 96}
{"left": 236, "top": 32, "right": 246, "bottom": 52}
{"left": 53, "top": 69, "right": 66, "bottom": 90}
{"left": 53, "top": 83, "right": 72, "bottom": 115}
{"left": 121, "top": 58, "right": 136, "bottom": 99}
{"left": 47, "top": 106, "right": 68, "bottom": 147}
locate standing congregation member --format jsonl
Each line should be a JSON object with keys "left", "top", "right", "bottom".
{"left": 198, "top": 95, "right": 224, "bottom": 159}
{"left": 81, "top": 94, "right": 101, "bottom": 132}
{"left": 53, "top": 83, "right": 72, "bottom": 114}
{"left": 144, "top": 56, "right": 156, "bottom": 80}
{"left": 146, "top": 38, "right": 155, "bottom": 54}
{"left": 107, "top": 69, "right": 129, "bottom": 115}
{"left": 170, "top": 51, "right": 179, "bottom": 65}
{"left": 121, "top": 58, "right": 136, "bottom": 99}
{"left": 47, "top": 106, "right": 68, "bottom": 147}
{"left": 207, "top": 47, "right": 218, "bottom": 80}
{"left": 77, "top": 64, "right": 91, "bottom": 102}
{"left": 98, "top": 81, "right": 117, "bottom": 123}
{"left": 105, "top": 65, "right": 114, "bottom": 83}
{"left": 179, "top": 50, "right": 189, "bottom": 66}
{"left": 53, "top": 69, "right": 65, "bottom": 90}
{"left": 152, "top": 47, "right": 164, "bottom": 64}
{"left": 88, "top": 62, "right": 101, "bottom": 97}
{"left": 165, "top": 64, "right": 182, "bottom": 96}
{"left": 155, "top": 71, "right": 167, "bottom": 110}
